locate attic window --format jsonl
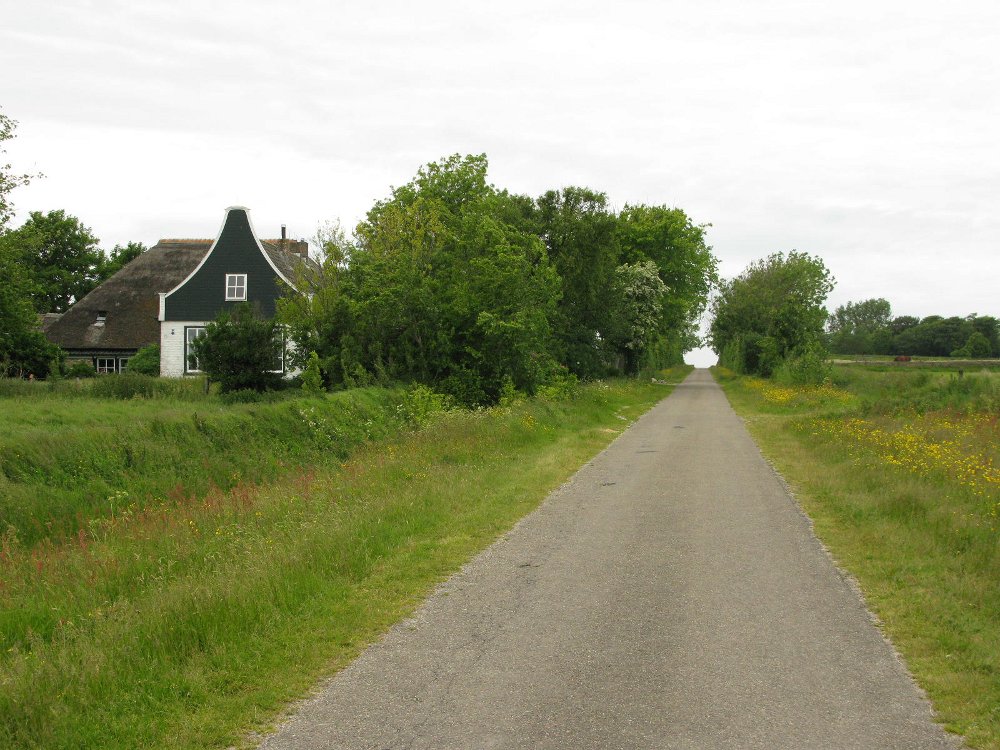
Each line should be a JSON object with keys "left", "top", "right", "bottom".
{"left": 95, "top": 310, "right": 108, "bottom": 326}
{"left": 225, "top": 274, "right": 247, "bottom": 301}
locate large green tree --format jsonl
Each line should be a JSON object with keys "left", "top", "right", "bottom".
{"left": 617, "top": 205, "right": 718, "bottom": 365}
{"left": 5, "top": 209, "right": 103, "bottom": 313}
{"left": 0, "top": 238, "right": 58, "bottom": 376}
{"left": 281, "top": 154, "right": 561, "bottom": 405}
{"left": 605, "top": 260, "right": 667, "bottom": 375}
{"left": 531, "top": 187, "right": 619, "bottom": 377}
{"left": 283, "top": 154, "right": 721, "bottom": 395}
{"left": 709, "top": 251, "right": 834, "bottom": 376}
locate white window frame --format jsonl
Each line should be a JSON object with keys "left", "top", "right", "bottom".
{"left": 185, "top": 326, "right": 207, "bottom": 373}
{"left": 118, "top": 357, "right": 130, "bottom": 372}
{"left": 225, "top": 273, "right": 247, "bottom": 301}
{"left": 95, "top": 357, "right": 116, "bottom": 374}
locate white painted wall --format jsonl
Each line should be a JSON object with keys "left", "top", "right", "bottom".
{"left": 159, "top": 320, "right": 205, "bottom": 377}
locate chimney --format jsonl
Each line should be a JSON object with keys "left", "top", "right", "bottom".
{"left": 281, "top": 224, "right": 287, "bottom": 240}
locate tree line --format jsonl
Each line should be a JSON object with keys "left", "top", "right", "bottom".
{"left": 2, "top": 111, "right": 720, "bottom": 392}
{"left": 827, "top": 299, "right": 997, "bottom": 359}
{"left": 275, "top": 153, "right": 718, "bottom": 404}
{"left": 707, "top": 254, "right": 997, "bottom": 383}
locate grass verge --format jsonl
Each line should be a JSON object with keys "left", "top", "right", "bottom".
{"left": 714, "top": 366, "right": 999, "bottom": 749}
{"left": 0, "top": 368, "right": 689, "bottom": 749}
{"left": 0, "top": 386, "right": 406, "bottom": 547}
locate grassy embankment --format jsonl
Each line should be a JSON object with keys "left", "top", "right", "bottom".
{"left": 715, "top": 364, "right": 999, "bottom": 749}
{"left": 0, "top": 367, "right": 690, "bottom": 749}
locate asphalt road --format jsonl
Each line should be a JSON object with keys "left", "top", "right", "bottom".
{"left": 259, "top": 369, "right": 962, "bottom": 749}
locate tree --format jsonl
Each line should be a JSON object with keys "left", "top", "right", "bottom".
{"left": 282, "top": 155, "right": 721, "bottom": 393}
{"left": 0, "top": 239, "right": 58, "bottom": 377}
{"left": 0, "top": 108, "right": 36, "bottom": 231}
{"left": 709, "top": 251, "right": 834, "bottom": 376}
{"left": 191, "top": 304, "right": 282, "bottom": 392}
{"left": 127, "top": 344, "right": 160, "bottom": 376}
{"left": 617, "top": 205, "right": 718, "bottom": 365}
{"left": 531, "top": 187, "right": 619, "bottom": 377}
{"left": 951, "top": 331, "right": 992, "bottom": 359}
{"left": 827, "top": 298, "right": 892, "bottom": 354}
{"left": 283, "top": 154, "right": 561, "bottom": 406}
{"left": 4, "top": 210, "right": 103, "bottom": 313}
{"left": 892, "top": 316, "right": 971, "bottom": 357}
{"left": 301, "top": 351, "right": 324, "bottom": 393}
{"left": 0, "top": 110, "right": 58, "bottom": 377}
{"left": 967, "top": 314, "right": 999, "bottom": 355}
{"left": 605, "top": 260, "right": 667, "bottom": 375}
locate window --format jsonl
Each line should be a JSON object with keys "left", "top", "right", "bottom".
{"left": 185, "top": 327, "right": 207, "bottom": 372}
{"left": 225, "top": 274, "right": 247, "bottom": 301}
{"left": 95, "top": 357, "right": 116, "bottom": 374}
{"left": 118, "top": 357, "right": 129, "bottom": 372}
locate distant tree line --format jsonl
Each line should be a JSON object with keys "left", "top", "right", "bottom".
{"left": 708, "top": 255, "right": 998, "bottom": 383}
{"left": 827, "top": 298, "right": 998, "bottom": 358}
{"left": 278, "top": 154, "right": 719, "bottom": 405}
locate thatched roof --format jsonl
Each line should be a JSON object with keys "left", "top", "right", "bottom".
{"left": 44, "top": 241, "right": 207, "bottom": 351}
{"left": 260, "top": 239, "right": 310, "bottom": 283}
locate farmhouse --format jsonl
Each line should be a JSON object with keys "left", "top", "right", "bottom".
{"left": 44, "top": 206, "right": 310, "bottom": 376}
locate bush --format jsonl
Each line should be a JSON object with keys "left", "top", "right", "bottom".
{"left": 127, "top": 344, "right": 160, "bottom": 375}
{"left": 773, "top": 343, "right": 832, "bottom": 385}
{"left": 536, "top": 372, "right": 579, "bottom": 401}
{"left": 301, "top": 351, "right": 324, "bottom": 394}
{"left": 191, "top": 304, "right": 283, "bottom": 393}
{"left": 90, "top": 373, "right": 157, "bottom": 399}
{"left": 397, "top": 384, "right": 454, "bottom": 427}
{"left": 65, "top": 361, "right": 96, "bottom": 378}
{"left": 951, "top": 331, "right": 992, "bottom": 359}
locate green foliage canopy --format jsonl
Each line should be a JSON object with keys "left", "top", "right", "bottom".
{"left": 531, "top": 187, "right": 619, "bottom": 377}
{"left": 3, "top": 209, "right": 103, "bottom": 313}
{"left": 606, "top": 260, "right": 668, "bottom": 375}
{"left": 127, "top": 344, "right": 160, "bottom": 376}
{"left": 0, "top": 238, "right": 58, "bottom": 377}
{"left": 827, "top": 298, "right": 893, "bottom": 355}
{"left": 710, "top": 251, "right": 834, "bottom": 376}
{"left": 617, "top": 204, "right": 718, "bottom": 362}
{"left": 281, "top": 154, "right": 720, "bottom": 402}
{"left": 282, "top": 154, "right": 562, "bottom": 406}
{"left": 191, "top": 304, "right": 283, "bottom": 393}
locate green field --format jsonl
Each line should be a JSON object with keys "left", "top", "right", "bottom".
{"left": 0, "top": 369, "right": 688, "bottom": 749}
{"left": 715, "top": 364, "right": 1000, "bottom": 749}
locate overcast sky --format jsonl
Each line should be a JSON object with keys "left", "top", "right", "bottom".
{"left": 3, "top": 1, "right": 998, "bottom": 366}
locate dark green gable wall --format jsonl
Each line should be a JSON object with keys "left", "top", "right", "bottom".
{"left": 163, "top": 209, "right": 285, "bottom": 321}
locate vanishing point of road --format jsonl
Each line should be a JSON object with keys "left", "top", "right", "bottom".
{"left": 260, "top": 369, "right": 962, "bottom": 749}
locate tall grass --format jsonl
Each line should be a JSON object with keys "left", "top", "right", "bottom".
{"left": 0, "top": 372, "right": 686, "bottom": 749}
{"left": 716, "top": 365, "right": 1000, "bottom": 749}
{"left": 0, "top": 385, "right": 406, "bottom": 547}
